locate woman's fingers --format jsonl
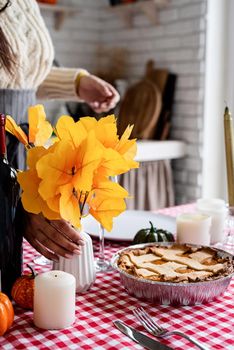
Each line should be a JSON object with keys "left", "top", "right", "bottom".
{"left": 25, "top": 233, "right": 59, "bottom": 262}
{"left": 90, "top": 100, "right": 117, "bottom": 113}
{"left": 49, "top": 219, "right": 85, "bottom": 245}
{"left": 32, "top": 228, "right": 80, "bottom": 259}
{"left": 24, "top": 213, "right": 84, "bottom": 260}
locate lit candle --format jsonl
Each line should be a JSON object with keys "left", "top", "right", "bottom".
{"left": 33, "top": 270, "right": 76, "bottom": 330}
{"left": 176, "top": 213, "right": 212, "bottom": 245}
{"left": 224, "top": 107, "right": 234, "bottom": 206}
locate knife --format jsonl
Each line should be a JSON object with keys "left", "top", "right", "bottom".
{"left": 113, "top": 320, "right": 174, "bottom": 350}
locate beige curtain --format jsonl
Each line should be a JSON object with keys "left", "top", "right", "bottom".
{"left": 119, "top": 160, "right": 175, "bottom": 211}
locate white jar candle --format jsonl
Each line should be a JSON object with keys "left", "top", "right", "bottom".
{"left": 33, "top": 270, "right": 76, "bottom": 330}
{"left": 176, "top": 213, "right": 212, "bottom": 245}
{"left": 196, "top": 198, "right": 228, "bottom": 244}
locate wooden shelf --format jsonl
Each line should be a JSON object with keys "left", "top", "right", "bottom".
{"left": 38, "top": 3, "right": 80, "bottom": 30}
{"left": 108, "top": 0, "right": 169, "bottom": 27}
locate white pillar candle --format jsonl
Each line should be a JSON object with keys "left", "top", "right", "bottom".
{"left": 176, "top": 213, "right": 212, "bottom": 245}
{"left": 196, "top": 198, "right": 228, "bottom": 244}
{"left": 33, "top": 270, "right": 76, "bottom": 330}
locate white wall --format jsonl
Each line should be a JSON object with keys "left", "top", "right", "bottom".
{"left": 98, "top": 0, "right": 207, "bottom": 204}
{"left": 38, "top": 0, "right": 100, "bottom": 122}
{"left": 40, "top": 0, "right": 232, "bottom": 205}
{"left": 202, "top": 0, "right": 229, "bottom": 200}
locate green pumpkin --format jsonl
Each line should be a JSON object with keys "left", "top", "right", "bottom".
{"left": 133, "top": 221, "right": 175, "bottom": 244}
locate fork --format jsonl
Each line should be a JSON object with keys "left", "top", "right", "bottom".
{"left": 133, "top": 307, "right": 210, "bottom": 350}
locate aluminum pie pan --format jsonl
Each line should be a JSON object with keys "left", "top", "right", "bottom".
{"left": 111, "top": 242, "right": 234, "bottom": 306}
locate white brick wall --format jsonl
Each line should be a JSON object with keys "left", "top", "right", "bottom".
{"left": 98, "top": 0, "right": 208, "bottom": 205}
{"left": 38, "top": 0, "right": 100, "bottom": 123}
{"left": 40, "top": 0, "right": 208, "bottom": 205}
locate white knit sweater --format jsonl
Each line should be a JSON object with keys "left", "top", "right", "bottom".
{"left": 0, "top": 0, "right": 85, "bottom": 101}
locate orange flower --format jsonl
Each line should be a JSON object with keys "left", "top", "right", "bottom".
{"left": 5, "top": 115, "right": 28, "bottom": 147}
{"left": 5, "top": 105, "right": 53, "bottom": 148}
{"left": 97, "top": 147, "right": 131, "bottom": 177}
{"left": 28, "top": 105, "right": 53, "bottom": 146}
{"left": 36, "top": 131, "right": 103, "bottom": 227}
{"left": 17, "top": 107, "right": 139, "bottom": 230}
{"left": 89, "top": 196, "right": 126, "bottom": 231}
{"left": 54, "top": 115, "right": 87, "bottom": 147}
{"left": 115, "top": 125, "right": 139, "bottom": 170}
{"left": 17, "top": 146, "right": 61, "bottom": 220}
{"left": 87, "top": 177, "right": 128, "bottom": 230}
{"left": 79, "top": 115, "right": 119, "bottom": 148}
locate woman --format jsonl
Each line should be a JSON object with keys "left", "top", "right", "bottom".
{"left": 0, "top": 0, "right": 120, "bottom": 263}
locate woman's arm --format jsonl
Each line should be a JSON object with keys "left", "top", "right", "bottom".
{"left": 36, "top": 66, "right": 87, "bottom": 101}
{"left": 36, "top": 66, "right": 120, "bottom": 113}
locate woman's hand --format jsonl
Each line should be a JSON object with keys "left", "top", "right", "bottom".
{"left": 23, "top": 213, "right": 85, "bottom": 262}
{"left": 77, "top": 74, "right": 120, "bottom": 113}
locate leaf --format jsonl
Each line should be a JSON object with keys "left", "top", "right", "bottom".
{"left": 55, "top": 115, "right": 87, "bottom": 147}
{"left": 17, "top": 169, "right": 61, "bottom": 220}
{"left": 5, "top": 115, "right": 28, "bottom": 146}
{"left": 37, "top": 132, "right": 103, "bottom": 206}
{"left": 26, "top": 146, "right": 50, "bottom": 169}
{"left": 28, "top": 105, "right": 53, "bottom": 146}
{"left": 97, "top": 148, "right": 131, "bottom": 177}
{"left": 90, "top": 177, "right": 129, "bottom": 200}
{"left": 89, "top": 197, "right": 126, "bottom": 231}
{"left": 59, "top": 183, "right": 81, "bottom": 228}
{"left": 79, "top": 115, "right": 119, "bottom": 148}
{"left": 115, "top": 124, "right": 139, "bottom": 169}
{"left": 95, "top": 115, "right": 119, "bottom": 148}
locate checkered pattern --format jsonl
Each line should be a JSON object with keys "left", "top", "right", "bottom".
{"left": 0, "top": 204, "right": 233, "bottom": 350}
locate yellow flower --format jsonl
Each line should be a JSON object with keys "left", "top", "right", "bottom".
{"left": 36, "top": 131, "right": 103, "bottom": 227}
{"left": 5, "top": 105, "right": 53, "bottom": 148}
{"left": 17, "top": 107, "right": 139, "bottom": 230}
{"left": 59, "top": 184, "right": 82, "bottom": 228}
{"left": 89, "top": 196, "right": 126, "bottom": 231}
{"left": 87, "top": 177, "right": 128, "bottom": 231}
{"left": 5, "top": 115, "right": 28, "bottom": 146}
{"left": 28, "top": 105, "right": 53, "bottom": 146}
{"left": 79, "top": 115, "right": 119, "bottom": 148}
{"left": 54, "top": 115, "right": 87, "bottom": 147}
{"left": 115, "top": 125, "right": 139, "bottom": 170}
{"left": 17, "top": 146, "right": 61, "bottom": 220}
{"left": 97, "top": 147, "right": 131, "bottom": 177}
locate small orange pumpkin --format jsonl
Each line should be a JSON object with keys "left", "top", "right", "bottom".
{"left": 11, "top": 265, "right": 36, "bottom": 310}
{"left": 0, "top": 292, "right": 14, "bottom": 336}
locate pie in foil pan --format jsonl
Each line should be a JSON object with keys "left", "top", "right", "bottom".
{"left": 111, "top": 243, "right": 234, "bottom": 305}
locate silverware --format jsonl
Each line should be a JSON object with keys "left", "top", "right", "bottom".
{"left": 113, "top": 320, "right": 174, "bottom": 350}
{"left": 133, "top": 307, "right": 210, "bottom": 350}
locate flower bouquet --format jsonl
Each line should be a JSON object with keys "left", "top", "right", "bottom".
{"left": 6, "top": 105, "right": 139, "bottom": 291}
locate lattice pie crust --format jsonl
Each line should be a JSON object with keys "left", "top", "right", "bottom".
{"left": 117, "top": 244, "right": 234, "bottom": 283}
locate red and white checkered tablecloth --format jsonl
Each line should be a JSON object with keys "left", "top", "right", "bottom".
{"left": 0, "top": 204, "right": 234, "bottom": 350}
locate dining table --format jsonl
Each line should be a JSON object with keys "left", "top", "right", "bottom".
{"left": 0, "top": 203, "right": 233, "bottom": 350}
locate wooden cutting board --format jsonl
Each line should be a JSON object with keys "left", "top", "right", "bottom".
{"left": 145, "top": 60, "right": 169, "bottom": 95}
{"left": 117, "top": 79, "right": 162, "bottom": 139}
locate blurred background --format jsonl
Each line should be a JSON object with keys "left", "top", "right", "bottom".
{"left": 36, "top": 0, "right": 234, "bottom": 210}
